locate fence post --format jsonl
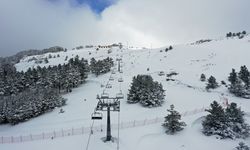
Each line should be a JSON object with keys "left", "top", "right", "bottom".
{"left": 144, "top": 119, "right": 147, "bottom": 125}
{"left": 20, "top": 135, "right": 22, "bottom": 142}
{"left": 62, "top": 129, "right": 64, "bottom": 137}
{"left": 30, "top": 134, "right": 33, "bottom": 141}
{"left": 11, "top": 136, "right": 13, "bottom": 143}
{"left": 54, "top": 131, "right": 56, "bottom": 138}
{"left": 82, "top": 127, "right": 84, "bottom": 134}
{"left": 72, "top": 128, "right": 74, "bottom": 135}
{"left": 1, "top": 136, "right": 3, "bottom": 144}
{"left": 133, "top": 120, "right": 136, "bottom": 127}
{"left": 42, "top": 132, "right": 45, "bottom": 139}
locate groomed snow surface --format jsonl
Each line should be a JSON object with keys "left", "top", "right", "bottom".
{"left": 1, "top": 37, "right": 250, "bottom": 149}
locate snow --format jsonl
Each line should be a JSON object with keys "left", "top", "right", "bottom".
{"left": 1, "top": 36, "right": 250, "bottom": 149}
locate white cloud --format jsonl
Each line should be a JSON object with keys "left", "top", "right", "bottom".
{"left": 0, "top": 0, "right": 250, "bottom": 56}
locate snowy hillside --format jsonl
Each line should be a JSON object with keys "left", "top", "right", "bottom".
{"left": 1, "top": 36, "right": 250, "bottom": 150}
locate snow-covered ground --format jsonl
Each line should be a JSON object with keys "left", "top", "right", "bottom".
{"left": 1, "top": 36, "right": 250, "bottom": 149}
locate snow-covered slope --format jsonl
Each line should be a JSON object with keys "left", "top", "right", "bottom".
{"left": 2, "top": 36, "right": 250, "bottom": 150}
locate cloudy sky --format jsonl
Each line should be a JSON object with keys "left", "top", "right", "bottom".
{"left": 0, "top": 0, "right": 250, "bottom": 56}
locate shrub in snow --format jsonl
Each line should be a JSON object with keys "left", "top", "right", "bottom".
{"left": 162, "top": 104, "right": 186, "bottom": 134}
{"left": 235, "top": 142, "right": 250, "bottom": 150}
{"left": 127, "top": 75, "right": 165, "bottom": 107}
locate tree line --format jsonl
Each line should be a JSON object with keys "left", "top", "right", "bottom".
{"left": 0, "top": 55, "right": 114, "bottom": 124}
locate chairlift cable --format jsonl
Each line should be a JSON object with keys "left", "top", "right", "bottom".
{"left": 85, "top": 120, "right": 95, "bottom": 150}
{"left": 117, "top": 109, "right": 121, "bottom": 150}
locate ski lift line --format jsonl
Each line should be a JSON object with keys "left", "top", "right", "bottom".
{"left": 85, "top": 120, "right": 95, "bottom": 150}
{"left": 117, "top": 108, "right": 121, "bottom": 150}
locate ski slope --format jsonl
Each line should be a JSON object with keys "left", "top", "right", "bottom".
{"left": 1, "top": 36, "right": 250, "bottom": 150}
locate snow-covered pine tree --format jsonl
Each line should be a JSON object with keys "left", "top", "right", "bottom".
{"left": 200, "top": 73, "right": 206, "bottom": 82}
{"left": 202, "top": 101, "right": 232, "bottom": 138}
{"left": 140, "top": 81, "right": 165, "bottom": 107}
{"left": 162, "top": 104, "right": 186, "bottom": 134}
{"left": 229, "top": 78, "right": 247, "bottom": 97}
{"left": 229, "top": 68, "right": 237, "bottom": 85}
{"left": 44, "top": 57, "right": 49, "bottom": 63}
{"left": 206, "top": 76, "right": 218, "bottom": 90}
{"left": 127, "top": 75, "right": 165, "bottom": 107}
{"left": 239, "top": 65, "right": 250, "bottom": 88}
{"left": 225, "top": 103, "right": 250, "bottom": 139}
{"left": 127, "top": 76, "right": 141, "bottom": 103}
{"left": 235, "top": 142, "right": 250, "bottom": 150}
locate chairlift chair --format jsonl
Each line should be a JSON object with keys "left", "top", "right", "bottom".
{"left": 106, "top": 84, "right": 112, "bottom": 88}
{"left": 111, "top": 70, "right": 116, "bottom": 74}
{"left": 118, "top": 78, "right": 123, "bottom": 82}
{"left": 91, "top": 112, "right": 103, "bottom": 120}
{"left": 116, "top": 92, "right": 124, "bottom": 99}
{"left": 158, "top": 71, "right": 165, "bottom": 76}
{"left": 109, "top": 77, "right": 114, "bottom": 81}
{"left": 101, "top": 93, "right": 109, "bottom": 98}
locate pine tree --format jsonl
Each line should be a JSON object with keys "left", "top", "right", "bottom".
{"left": 206, "top": 76, "right": 218, "bottom": 90}
{"left": 127, "top": 76, "right": 141, "bottom": 103}
{"left": 239, "top": 65, "right": 250, "bottom": 88}
{"left": 127, "top": 75, "right": 165, "bottom": 107}
{"left": 44, "top": 57, "right": 49, "bottom": 64}
{"left": 200, "top": 73, "right": 206, "bottom": 82}
{"left": 162, "top": 104, "right": 186, "bottom": 134}
{"left": 229, "top": 68, "right": 237, "bottom": 85}
{"left": 226, "top": 103, "right": 250, "bottom": 139}
{"left": 227, "top": 32, "right": 232, "bottom": 38}
{"left": 236, "top": 142, "right": 250, "bottom": 150}
{"left": 202, "top": 101, "right": 231, "bottom": 138}
{"left": 229, "top": 78, "right": 246, "bottom": 97}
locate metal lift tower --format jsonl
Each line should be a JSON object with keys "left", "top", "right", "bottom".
{"left": 93, "top": 94, "right": 122, "bottom": 141}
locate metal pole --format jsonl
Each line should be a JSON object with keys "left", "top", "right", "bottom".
{"left": 106, "top": 106, "right": 112, "bottom": 141}
{"left": 118, "top": 60, "right": 120, "bottom": 72}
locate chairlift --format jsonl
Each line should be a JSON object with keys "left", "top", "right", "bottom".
{"left": 118, "top": 78, "right": 123, "bottom": 82}
{"left": 106, "top": 84, "right": 112, "bottom": 88}
{"left": 116, "top": 92, "right": 124, "bottom": 99}
{"left": 91, "top": 112, "right": 103, "bottom": 120}
{"left": 109, "top": 77, "right": 114, "bottom": 81}
{"left": 101, "top": 93, "right": 109, "bottom": 98}
{"left": 158, "top": 71, "right": 165, "bottom": 76}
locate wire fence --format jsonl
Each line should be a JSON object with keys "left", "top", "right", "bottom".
{"left": 0, "top": 107, "right": 208, "bottom": 144}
